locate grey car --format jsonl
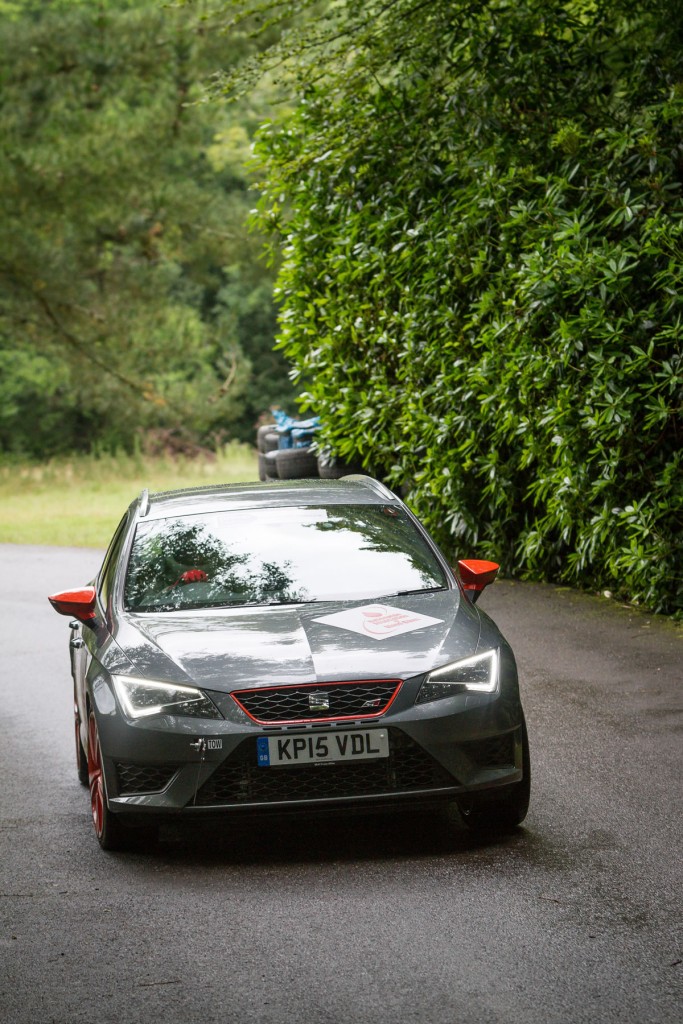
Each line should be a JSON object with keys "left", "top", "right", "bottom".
{"left": 49, "top": 476, "right": 530, "bottom": 850}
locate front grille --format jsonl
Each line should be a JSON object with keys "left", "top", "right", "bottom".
{"left": 116, "top": 762, "right": 179, "bottom": 795}
{"left": 231, "top": 680, "right": 402, "bottom": 724}
{"left": 194, "top": 729, "right": 456, "bottom": 806}
{"left": 460, "top": 733, "right": 515, "bottom": 769}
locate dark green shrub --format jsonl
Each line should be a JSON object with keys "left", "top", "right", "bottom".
{"left": 252, "top": 0, "right": 682, "bottom": 613}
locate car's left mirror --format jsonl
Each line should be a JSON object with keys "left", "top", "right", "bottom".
{"left": 456, "top": 560, "right": 500, "bottom": 603}
{"left": 48, "top": 586, "right": 97, "bottom": 623}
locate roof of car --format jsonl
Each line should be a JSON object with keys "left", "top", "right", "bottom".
{"left": 135, "top": 476, "right": 399, "bottom": 521}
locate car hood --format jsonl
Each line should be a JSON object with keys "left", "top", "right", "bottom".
{"left": 114, "top": 591, "right": 482, "bottom": 692}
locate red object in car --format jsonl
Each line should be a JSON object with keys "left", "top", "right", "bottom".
{"left": 179, "top": 569, "right": 208, "bottom": 584}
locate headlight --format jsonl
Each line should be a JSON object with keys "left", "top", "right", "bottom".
{"left": 112, "top": 676, "right": 222, "bottom": 720}
{"left": 416, "top": 649, "right": 499, "bottom": 704}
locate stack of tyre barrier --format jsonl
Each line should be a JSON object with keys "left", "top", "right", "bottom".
{"left": 256, "top": 414, "right": 362, "bottom": 481}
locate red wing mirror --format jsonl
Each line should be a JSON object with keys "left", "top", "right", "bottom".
{"left": 457, "top": 560, "right": 500, "bottom": 603}
{"left": 48, "top": 586, "right": 97, "bottom": 623}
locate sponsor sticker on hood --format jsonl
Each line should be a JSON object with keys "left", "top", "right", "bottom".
{"left": 313, "top": 604, "right": 444, "bottom": 641}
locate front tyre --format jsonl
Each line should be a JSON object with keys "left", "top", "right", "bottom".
{"left": 458, "top": 718, "right": 531, "bottom": 832}
{"left": 87, "top": 711, "right": 156, "bottom": 851}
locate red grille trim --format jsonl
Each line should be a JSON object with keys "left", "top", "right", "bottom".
{"left": 231, "top": 679, "right": 403, "bottom": 725}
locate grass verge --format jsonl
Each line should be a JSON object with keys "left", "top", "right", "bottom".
{"left": 0, "top": 444, "right": 258, "bottom": 547}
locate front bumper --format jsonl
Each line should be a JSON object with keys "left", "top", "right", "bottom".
{"left": 95, "top": 689, "right": 525, "bottom": 820}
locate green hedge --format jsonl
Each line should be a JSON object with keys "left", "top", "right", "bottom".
{"left": 252, "top": 0, "right": 682, "bottom": 614}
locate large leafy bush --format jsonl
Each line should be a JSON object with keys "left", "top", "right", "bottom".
{"left": 250, "top": 0, "right": 682, "bottom": 614}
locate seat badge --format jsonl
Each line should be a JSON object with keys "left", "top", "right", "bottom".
{"left": 309, "top": 691, "right": 331, "bottom": 713}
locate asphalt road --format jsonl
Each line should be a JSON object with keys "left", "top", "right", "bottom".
{"left": 0, "top": 544, "right": 681, "bottom": 1024}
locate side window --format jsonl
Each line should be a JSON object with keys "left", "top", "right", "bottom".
{"left": 98, "top": 515, "right": 129, "bottom": 610}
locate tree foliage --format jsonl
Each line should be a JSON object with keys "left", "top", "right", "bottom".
{"left": 235, "top": 0, "right": 683, "bottom": 614}
{"left": 0, "top": 0, "right": 293, "bottom": 456}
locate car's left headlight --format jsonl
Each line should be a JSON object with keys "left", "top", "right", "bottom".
{"left": 112, "top": 676, "right": 222, "bottom": 720}
{"left": 416, "top": 649, "right": 499, "bottom": 704}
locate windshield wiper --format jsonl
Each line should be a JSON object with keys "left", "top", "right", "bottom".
{"left": 378, "top": 586, "right": 448, "bottom": 600}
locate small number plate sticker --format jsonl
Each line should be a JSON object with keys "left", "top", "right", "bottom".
{"left": 257, "top": 730, "right": 389, "bottom": 767}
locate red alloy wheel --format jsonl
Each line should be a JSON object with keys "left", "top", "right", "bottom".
{"left": 87, "top": 711, "right": 105, "bottom": 839}
{"left": 84, "top": 710, "right": 147, "bottom": 851}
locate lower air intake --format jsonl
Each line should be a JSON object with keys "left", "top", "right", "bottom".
{"left": 116, "top": 762, "right": 179, "bottom": 795}
{"left": 460, "top": 733, "right": 516, "bottom": 769}
{"left": 194, "top": 730, "right": 456, "bottom": 806}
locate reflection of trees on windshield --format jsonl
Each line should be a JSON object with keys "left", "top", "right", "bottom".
{"left": 125, "top": 520, "right": 307, "bottom": 611}
{"left": 124, "top": 504, "right": 446, "bottom": 612}
{"left": 308, "top": 506, "right": 446, "bottom": 591}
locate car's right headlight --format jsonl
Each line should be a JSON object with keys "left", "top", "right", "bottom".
{"left": 416, "top": 649, "right": 499, "bottom": 704}
{"left": 112, "top": 676, "right": 222, "bottom": 720}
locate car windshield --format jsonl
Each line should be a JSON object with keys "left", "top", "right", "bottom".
{"left": 124, "top": 503, "right": 448, "bottom": 612}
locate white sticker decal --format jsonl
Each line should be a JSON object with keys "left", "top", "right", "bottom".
{"left": 312, "top": 604, "right": 444, "bottom": 641}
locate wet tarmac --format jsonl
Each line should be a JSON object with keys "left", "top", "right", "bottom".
{"left": 1, "top": 545, "right": 681, "bottom": 1023}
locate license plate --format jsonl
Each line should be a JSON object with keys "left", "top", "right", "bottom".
{"left": 257, "top": 729, "right": 389, "bottom": 767}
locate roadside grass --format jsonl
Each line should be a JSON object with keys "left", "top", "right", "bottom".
{"left": 0, "top": 443, "right": 258, "bottom": 547}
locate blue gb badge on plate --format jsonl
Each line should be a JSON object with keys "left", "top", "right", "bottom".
{"left": 256, "top": 736, "right": 271, "bottom": 767}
